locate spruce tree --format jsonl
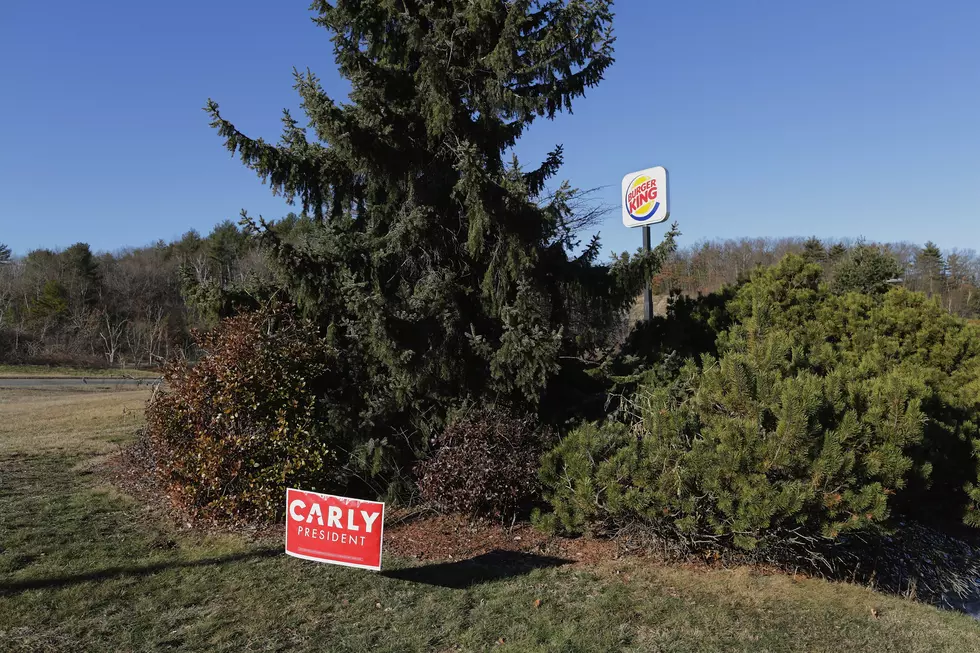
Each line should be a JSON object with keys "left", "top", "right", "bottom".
{"left": 801, "top": 236, "right": 827, "bottom": 265}
{"left": 827, "top": 242, "right": 847, "bottom": 262}
{"left": 830, "top": 243, "right": 902, "bottom": 295}
{"left": 205, "top": 0, "right": 677, "bottom": 448}
{"left": 0, "top": 242, "right": 11, "bottom": 264}
{"left": 62, "top": 243, "right": 101, "bottom": 308}
{"left": 915, "top": 241, "right": 947, "bottom": 296}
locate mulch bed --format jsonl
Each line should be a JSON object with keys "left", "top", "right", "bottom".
{"left": 382, "top": 510, "right": 618, "bottom": 566}
{"left": 102, "top": 445, "right": 620, "bottom": 567}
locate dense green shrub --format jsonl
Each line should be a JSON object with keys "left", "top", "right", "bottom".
{"left": 144, "top": 306, "right": 349, "bottom": 521}
{"left": 540, "top": 255, "right": 980, "bottom": 549}
{"left": 542, "top": 351, "right": 928, "bottom": 550}
{"left": 416, "top": 408, "right": 550, "bottom": 520}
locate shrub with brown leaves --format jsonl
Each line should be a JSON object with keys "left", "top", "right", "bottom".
{"left": 416, "top": 408, "right": 550, "bottom": 520}
{"left": 143, "top": 305, "right": 344, "bottom": 522}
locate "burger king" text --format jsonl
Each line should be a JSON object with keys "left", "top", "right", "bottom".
{"left": 627, "top": 179, "right": 658, "bottom": 214}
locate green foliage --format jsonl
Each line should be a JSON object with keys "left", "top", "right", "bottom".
{"left": 541, "top": 255, "right": 980, "bottom": 549}
{"left": 178, "top": 264, "right": 264, "bottom": 326}
{"left": 537, "top": 420, "right": 634, "bottom": 534}
{"left": 63, "top": 243, "right": 100, "bottom": 288}
{"left": 417, "top": 408, "right": 549, "bottom": 520}
{"left": 828, "top": 242, "right": 848, "bottom": 262}
{"left": 830, "top": 243, "right": 902, "bottom": 295}
{"left": 206, "top": 220, "right": 250, "bottom": 279}
{"left": 144, "top": 306, "right": 348, "bottom": 521}
{"left": 915, "top": 241, "right": 947, "bottom": 296}
{"left": 801, "top": 236, "right": 828, "bottom": 265}
{"left": 176, "top": 221, "right": 270, "bottom": 326}
{"left": 29, "top": 280, "right": 69, "bottom": 323}
{"left": 0, "top": 242, "right": 10, "bottom": 264}
{"left": 600, "top": 289, "right": 734, "bottom": 419}
{"left": 467, "top": 282, "right": 563, "bottom": 405}
{"left": 197, "top": 0, "right": 676, "bottom": 493}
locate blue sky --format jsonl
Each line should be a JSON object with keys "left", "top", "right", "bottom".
{"left": 1, "top": 0, "right": 978, "bottom": 257}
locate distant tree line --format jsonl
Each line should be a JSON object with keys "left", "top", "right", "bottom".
{"left": 653, "top": 237, "right": 980, "bottom": 318}
{"left": 1, "top": 229, "right": 977, "bottom": 368}
{"left": 0, "top": 219, "right": 274, "bottom": 367}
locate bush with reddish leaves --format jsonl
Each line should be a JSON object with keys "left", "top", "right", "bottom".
{"left": 416, "top": 409, "right": 550, "bottom": 520}
{"left": 143, "top": 306, "right": 347, "bottom": 522}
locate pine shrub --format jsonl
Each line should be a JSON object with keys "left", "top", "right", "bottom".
{"left": 540, "top": 255, "right": 980, "bottom": 550}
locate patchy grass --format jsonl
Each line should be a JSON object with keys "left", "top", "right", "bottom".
{"left": 0, "top": 365, "right": 161, "bottom": 379}
{"left": 1, "top": 388, "right": 979, "bottom": 652}
{"left": 0, "top": 387, "right": 149, "bottom": 455}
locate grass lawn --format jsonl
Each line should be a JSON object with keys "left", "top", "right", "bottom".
{"left": 0, "top": 365, "right": 161, "bottom": 379}
{"left": 2, "top": 388, "right": 980, "bottom": 652}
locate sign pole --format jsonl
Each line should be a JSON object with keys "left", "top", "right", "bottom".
{"left": 642, "top": 225, "right": 653, "bottom": 322}
{"left": 621, "top": 165, "right": 668, "bottom": 325}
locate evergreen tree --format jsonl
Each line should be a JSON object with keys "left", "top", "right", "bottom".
{"left": 29, "top": 279, "right": 69, "bottom": 324}
{"left": 171, "top": 230, "right": 204, "bottom": 262}
{"left": 204, "top": 0, "right": 676, "bottom": 450}
{"left": 915, "top": 241, "right": 947, "bottom": 296}
{"left": 62, "top": 243, "right": 101, "bottom": 308}
{"left": 801, "top": 236, "right": 827, "bottom": 265}
{"left": 0, "top": 242, "right": 10, "bottom": 264}
{"left": 828, "top": 242, "right": 847, "bottom": 262}
{"left": 205, "top": 220, "right": 250, "bottom": 284}
{"left": 830, "top": 243, "right": 902, "bottom": 295}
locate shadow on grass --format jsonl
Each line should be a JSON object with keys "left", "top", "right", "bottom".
{"left": 382, "top": 549, "right": 571, "bottom": 589}
{"left": 0, "top": 547, "right": 282, "bottom": 595}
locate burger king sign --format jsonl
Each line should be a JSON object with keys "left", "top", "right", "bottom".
{"left": 622, "top": 166, "right": 669, "bottom": 227}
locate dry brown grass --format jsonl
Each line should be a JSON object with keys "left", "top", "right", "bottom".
{"left": 0, "top": 386, "right": 150, "bottom": 456}
{"left": 0, "top": 364, "right": 161, "bottom": 378}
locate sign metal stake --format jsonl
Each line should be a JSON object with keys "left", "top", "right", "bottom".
{"left": 643, "top": 225, "right": 653, "bottom": 322}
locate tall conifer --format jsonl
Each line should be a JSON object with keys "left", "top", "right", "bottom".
{"left": 205, "top": 1, "right": 676, "bottom": 441}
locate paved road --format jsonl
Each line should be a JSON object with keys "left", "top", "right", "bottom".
{"left": 0, "top": 377, "right": 161, "bottom": 387}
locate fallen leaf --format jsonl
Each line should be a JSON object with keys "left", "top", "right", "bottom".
{"left": 533, "top": 599, "right": 542, "bottom": 608}
{"left": 871, "top": 607, "right": 880, "bottom": 619}
{"left": 497, "top": 637, "right": 506, "bottom": 645}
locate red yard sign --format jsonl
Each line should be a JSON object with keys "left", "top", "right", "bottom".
{"left": 285, "top": 488, "right": 385, "bottom": 571}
